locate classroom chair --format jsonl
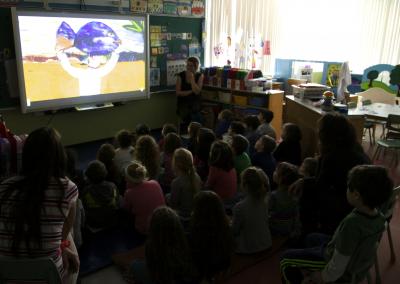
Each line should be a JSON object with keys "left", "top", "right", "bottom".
{"left": 0, "top": 257, "right": 61, "bottom": 284}
{"left": 362, "top": 99, "right": 377, "bottom": 144}
{"left": 386, "top": 114, "right": 400, "bottom": 139}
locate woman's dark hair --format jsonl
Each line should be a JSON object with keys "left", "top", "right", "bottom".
{"left": 244, "top": 115, "right": 260, "bottom": 131}
{"left": 209, "top": 141, "right": 234, "bottom": 171}
{"left": 241, "top": 167, "right": 270, "bottom": 200}
{"left": 2, "top": 127, "right": 67, "bottom": 254}
{"left": 348, "top": 165, "right": 393, "bottom": 209}
{"left": 196, "top": 128, "right": 216, "bottom": 162}
{"left": 190, "top": 191, "right": 234, "bottom": 279}
{"left": 232, "top": 134, "right": 249, "bottom": 155}
{"left": 282, "top": 123, "right": 302, "bottom": 142}
{"left": 164, "top": 132, "right": 182, "bottom": 155}
{"left": 146, "top": 206, "right": 192, "bottom": 284}
{"left": 318, "top": 113, "right": 358, "bottom": 155}
{"left": 135, "top": 135, "right": 160, "bottom": 180}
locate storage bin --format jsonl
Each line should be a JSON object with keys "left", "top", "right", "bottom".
{"left": 248, "top": 96, "right": 268, "bottom": 107}
{"left": 232, "top": 95, "right": 247, "bottom": 106}
{"left": 218, "top": 92, "right": 232, "bottom": 104}
{"left": 202, "top": 90, "right": 217, "bottom": 101}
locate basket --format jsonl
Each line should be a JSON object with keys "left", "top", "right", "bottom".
{"left": 232, "top": 95, "right": 247, "bottom": 106}
{"left": 248, "top": 97, "right": 268, "bottom": 107}
{"left": 218, "top": 92, "right": 232, "bottom": 104}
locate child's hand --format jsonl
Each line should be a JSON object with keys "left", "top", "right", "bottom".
{"left": 62, "top": 246, "right": 80, "bottom": 273}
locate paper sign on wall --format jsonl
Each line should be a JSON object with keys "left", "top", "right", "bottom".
{"left": 130, "top": 0, "right": 148, "bottom": 13}
{"left": 263, "top": 40, "right": 271, "bottom": 55}
{"left": 148, "top": 0, "right": 163, "bottom": 13}
{"left": 167, "top": 59, "right": 186, "bottom": 86}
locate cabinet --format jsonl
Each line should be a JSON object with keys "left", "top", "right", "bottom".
{"left": 201, "top": 86, "right": 284, "bottom": 138}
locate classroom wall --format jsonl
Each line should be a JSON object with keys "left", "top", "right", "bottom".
{"left": 2, "top": 92, "right": 177, "bottom": 145}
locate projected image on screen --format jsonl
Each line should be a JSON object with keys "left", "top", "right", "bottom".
{"left": 17, "top": 15, "right": 146, "bottom": 105}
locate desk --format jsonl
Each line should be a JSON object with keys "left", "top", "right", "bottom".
{"left": 349, "top": 103, "right": 400, "bottom": 120}
{"left": 285, "top": 96, "right": 365, "bottom": 158}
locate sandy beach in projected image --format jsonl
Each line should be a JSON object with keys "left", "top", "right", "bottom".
{"left": 23, "top": 60, "right": 145, "bottom": 102}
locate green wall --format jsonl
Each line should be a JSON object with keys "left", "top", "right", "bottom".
{"left": 2, "top": 92, "right": 178, "bottom": 145}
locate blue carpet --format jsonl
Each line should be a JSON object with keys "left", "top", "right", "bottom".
{"left": 78, "top": 226, "right": 146, "bottom": 277}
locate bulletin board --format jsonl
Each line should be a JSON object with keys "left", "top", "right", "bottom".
{"left": 149, "top": 15, "right": 204, "bottom": 92}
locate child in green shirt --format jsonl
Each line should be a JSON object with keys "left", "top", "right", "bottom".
{"left": 280, "top": 165, "right": 393, "bottom": 284}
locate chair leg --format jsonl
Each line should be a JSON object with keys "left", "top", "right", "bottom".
{"left": 387, "top": 223, "right": 396, "bottom": 263}
{"left": 372, "top": 145, "right": 381, "bottom": 161}
{"left": 371, "top": 125, "right": 376, "bottom": 144}
{"left": 369, "top": 128, "right": 373, "bottom": 145}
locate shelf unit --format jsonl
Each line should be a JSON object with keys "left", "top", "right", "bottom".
{"left": 201, "top": 85, "right": 284, "bottom": 138}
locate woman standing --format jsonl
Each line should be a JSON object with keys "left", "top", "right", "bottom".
{"left": 0, "top": 127, "right": 79, "bottom": 283}
{"left": 176, "top": 57, "right": 204, "bottom": 126}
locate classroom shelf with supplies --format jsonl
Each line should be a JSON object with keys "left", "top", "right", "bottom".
{"left": 201, "top": 85, "right": 284, "bottom": 138}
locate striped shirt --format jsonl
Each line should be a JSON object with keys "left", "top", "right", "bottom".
{"left": 0, "top": 176, "right": 78, "bottom": 276}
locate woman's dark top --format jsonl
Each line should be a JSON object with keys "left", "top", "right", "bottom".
{"left": 315, "top": 149, "right": 371, "bottom": 234}
{"left": 177, "top": 71, "right": 202, "bottom": 122}
{"left": 273, "top": 140, "right": 302, "bottom": 166}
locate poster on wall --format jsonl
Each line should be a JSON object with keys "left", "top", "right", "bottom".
{"left": 148, "top": 0, "right": 163, "bottom": 13}
{"left": 130, "top": 0, "right": 148, "bottom": 13}
{"left": 192, "top": 0, "right": 205, "bottom": 17}
{"left": 177, "top": 0, "right": 192, "bottom": 16}
{"left": 150, "top": 68, "right": 160, "bottom": 86}
{"left": 164, "top": 0, "right": 178, "bottom": 15}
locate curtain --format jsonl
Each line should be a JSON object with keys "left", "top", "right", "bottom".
{"left": 206, "top": 0, "right": 400, "bottom": 74}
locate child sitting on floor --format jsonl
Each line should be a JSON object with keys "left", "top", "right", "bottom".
{"left": 122, "top": 162, "right": 165, "bottom": 235}
{"left": 187, "top": 121, "right": 202, "bottom": 155}
{"left": 168, "top": 148, "right": 202, "bottom": 219}
{"left": 251, "top": 134, "right": 277, "bottom": 184}
{"left": 274, "top": 123, "right": 302, "bottom": 166}
{"left": 114, "top": 129, "right": 135, "bottom": 175}
{"left": 131, "top": 207, "right": 194, "bottom": 283}
{"left": 232, "top": 167, "right": 272, "bottom": 254}
{"left": 256, "top": 109, "right": 276, "bottom": 139}
{"left": 82, "top": 160, "right": 119, "bottom": 229}
{"left": 159, "top": 132, "right": 181, "bottom": 193}
{"left": 280, "top": 165, "right": 393, "bottom": 284}
{"left": 231, "top": 134, "right": 252, "bottom": 183}
{"left": 269, "top": 162, "right": 300, "bottom": 237}
{"left": 206, "top": 140, "right": 237, "bottom": 202}
{"left": 215, "top": 109, "right": 235, "bottom": 139}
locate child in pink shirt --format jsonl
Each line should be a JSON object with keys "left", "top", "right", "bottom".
{"left": 123, "top": 162, "right": 165, "bottom": 234}
{"left": 206, "top": 141, "right": 237, "bottom": 201}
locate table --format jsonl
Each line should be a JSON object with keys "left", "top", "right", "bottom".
{"left": 349, "top": 103, "right": 400, "bottom": 120}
